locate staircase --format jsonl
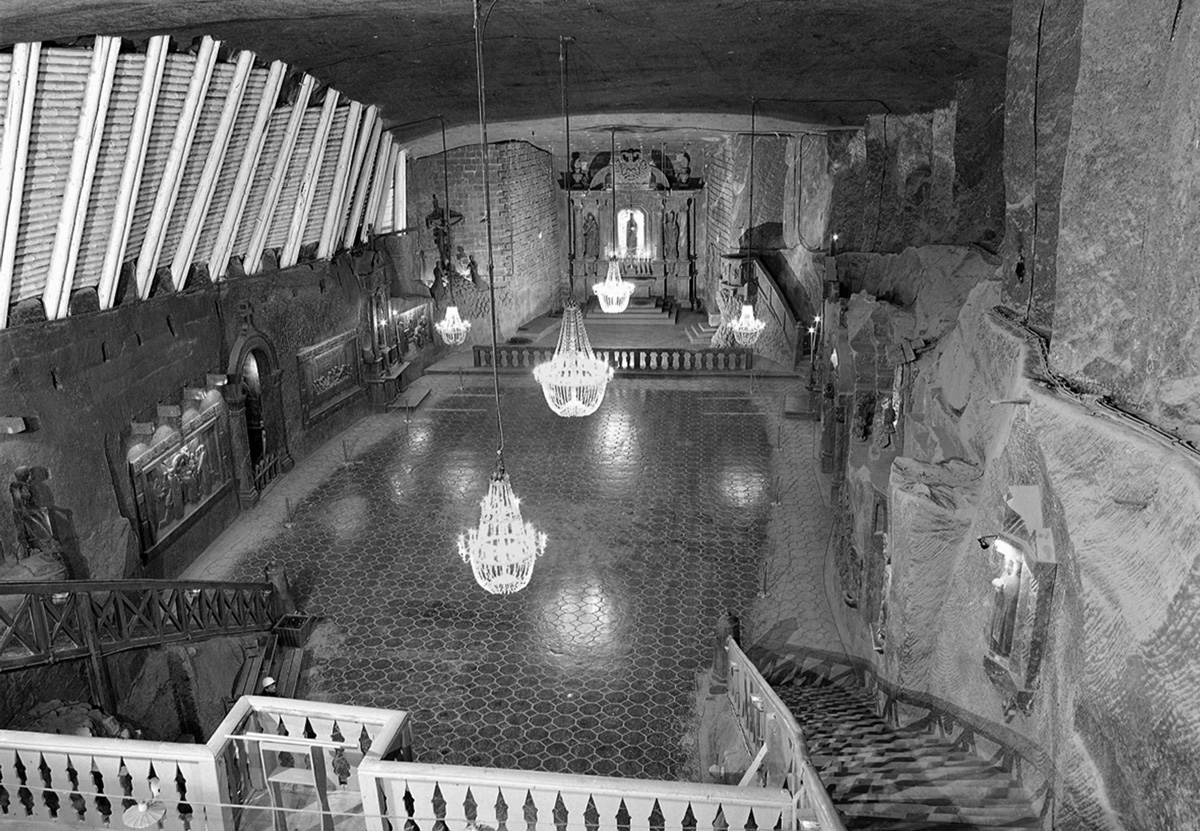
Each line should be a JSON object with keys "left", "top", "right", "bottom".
{"left": 684, "top": 317, "right": 719, "bottom": 345}
{"left": 585, "top": 295, "right": 678, "bottom": 324}
{"left": 755, "top": 656, "right": 1041, "bottom": 830}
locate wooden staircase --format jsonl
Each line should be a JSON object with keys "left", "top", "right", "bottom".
{"left": 763, "top": 668, "right": 1041, "bottom": 830}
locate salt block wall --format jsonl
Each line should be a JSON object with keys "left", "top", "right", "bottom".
{"left": 408, "top": 141, "right": 559, "bottom": 345}
{"left": 881, "top": 284, "right": 1200, "bottom": 829}
{"left": 0, "top": 254, "right": 385, "bottom": 580}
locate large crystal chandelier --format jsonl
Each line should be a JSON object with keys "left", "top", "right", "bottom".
{"left": 533, "top": 300, "right": 613, "bottom": 417}
{"left": 457, "top": 0, "right": 545, "bottom": 594}
{"left": 593, "top": 257, "right": 635, "bottom": 313}
{"left": 731, "top": 303, "right": 766, "bottom": 346}
{"left": 458, "top": 464, "right": 548, "bottom": 594}
{"left": 435, "top": 305, "right": 471, "bottom": 345}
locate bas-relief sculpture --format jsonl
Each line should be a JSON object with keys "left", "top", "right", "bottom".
{"left": 297, "top": 331, "right": 364, "bottom": 426}
{"left": 128, "top": 407, "right": 234, "bottom": 555}
{"left": 10, "top": 466, "right": 59, "bottom": 560}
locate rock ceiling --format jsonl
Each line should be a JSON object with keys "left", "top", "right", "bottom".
{"left": 1, "top": 0, "right": 1012, "bottom": 153}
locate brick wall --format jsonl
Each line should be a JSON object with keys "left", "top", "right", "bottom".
{"left": 408, "top": 141, "right": 558, "bottom": 343}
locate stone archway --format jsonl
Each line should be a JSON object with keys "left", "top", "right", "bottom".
{"left": 225, "top": 304, "right": 293, "bottom": 505}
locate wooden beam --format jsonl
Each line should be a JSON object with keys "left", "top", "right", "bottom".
{"left": 392, "top": 147, "right": 407, "bottom": 234}
{"left": 98, "top": 34, "right": 168, "bottom": 311}
{"left": 343, "top": 115, "right": 382, "bottom": 248}
{"left": 372, "top": 140, "right": 398, "bottom": 236}
{"left": 207, "top": 59, "right": 286, "bottom": 282}
{"left": 169, "top": 48, "right": 255, "bottom": 289}
{"left": 316, "top": 100, "right": 361, "bottom": 260}
{"left": 280, "top": 89, "right": 338, "bottom": 268}
{"left": 135, "top": 35, "right": 219, "bottom": 300}
{"left": 0, "top": 42, "right": 39, "bottom": 330}
{"left": 333, "top": 104, "right": 374, "bottom": 246}
{"left": 242, "top": 73, "right": 314, "bottom": 275}
{"left": 44, "top": 36, "right": 120, "bottom": 320}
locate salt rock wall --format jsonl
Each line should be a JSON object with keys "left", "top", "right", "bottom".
{"left": 828, "top": 77, "right": 1005, "bottom": 256}
{"left": 1046, "top": 0, "right": 1200, "bottom": 443}
{"left": 884, "top": 282, "right": 1200, "bottom": 828}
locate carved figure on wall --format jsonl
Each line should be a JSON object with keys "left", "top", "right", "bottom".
{"left": 583, "top": 213, "right": 599, "bottom": 260}
{"left": 625, "top": 213, "right": 639, "bottom": 255}
{"left": 664, "top": 210, "right": 680, "bottom": 260}
{"left": 9, "top": 467, "right": 60, "bottom": 560}
{"left": 854, "top": 394, "right": 876, "bottom": 442}
{"left": 877, "top": 401, "right": 896, "bottom": 449}
{"left": 676, "top": 151, "right": 692, "bottom": 185}
{"left": 570, "top": 152, "right": 587, "bottom": 187}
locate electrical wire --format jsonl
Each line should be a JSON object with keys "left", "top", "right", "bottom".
{"left": 474, "top": 0, "right": 505, "bottom": 462}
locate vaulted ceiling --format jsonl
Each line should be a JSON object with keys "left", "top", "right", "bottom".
{"left": 2, "top": 0, "right": 1013, "bottom": 152}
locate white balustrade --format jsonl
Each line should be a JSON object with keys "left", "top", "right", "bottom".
{"left": 358, "top": 759, "right": 793, "bottom": 831}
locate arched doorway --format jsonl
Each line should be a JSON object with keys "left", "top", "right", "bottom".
{"left": 241, "top": 349, "right": 267, "bottom": 471}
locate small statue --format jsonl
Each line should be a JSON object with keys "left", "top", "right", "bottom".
{"left": 664, "top": 211, "right": 680, "bottom": 260}
{"left": 676, "top": 151, "right": 692, "bottom": 185}
{"left": 854, "top": 395, "right": 876, "bottom": 442}
{"left": 582, "top": 213, "right": 599, "bottom": 260}
{"left": 570, "top": 152, "right": 587, "bottom": 187}
{"left": 625, "top": 213, "right": 639, "bottom": 255}
{"left": 9, "top": 467, "right": 60, "bottom": 560}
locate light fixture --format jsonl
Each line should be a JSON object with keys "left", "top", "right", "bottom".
{"left": 457, "top": 0, "right": 545, "bottom": 594}
{"left": 594, "top": 257, "right": 635, "bottom": 313}
{"left": 435, "top": 304, "right": 471, "bottom": 345}
{"left": 534, "top": 300, "right": 613, "bottom": 417}
{"left": 121, "top": 779, "right": 166, "bottom": 828}
{"left": 428, "top": 114, "right": 472, "bottom": 346}
{"left": 593, "top": 128, "right": 634, "bottom": 313}
{"left": 978, "top": 535, "right": 997, "bottom": 549}
{"left": 731, "top": 303, "right": 766, "bottom": 346}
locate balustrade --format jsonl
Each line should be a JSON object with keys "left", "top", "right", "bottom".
{"left": 474, "top": 345, "right": 753, "bottom": 372}
{"left": 359, "top": 760, "right": 794, "bottom": 831}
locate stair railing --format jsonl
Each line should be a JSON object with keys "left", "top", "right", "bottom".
{"left": 725, "top": 636, "right": 847, "bottom": 831}
{"left": 0, "top": 579, "right": 276, "bottom": 672}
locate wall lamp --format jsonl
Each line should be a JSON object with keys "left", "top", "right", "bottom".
{"left": 978, "top": 535, "right": 997, "bottom": 549}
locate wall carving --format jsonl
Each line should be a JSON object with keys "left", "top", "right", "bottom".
{"left": 127, "top": 397, "right": 233, "bottom": 556}
{"left": 297, "top": 331, "right": 364, "bottom": 427}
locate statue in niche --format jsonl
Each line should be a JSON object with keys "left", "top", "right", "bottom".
{"left": 854, "top": 394, "right": 876, "bottom": 442}
{"left": 664, "top": 210, "right": 680, "bottom": 260}
{"left": 676, "top": 151, "right": 692, "bottom": 185}
{"left": 9, "top": 467, "right": 61, "bottom": 560}
{"left": 570, "top": 152, "right": 587, "bottom": 187}
{"left": 582, "top": 212, "right": 599, "bottom": 260}
{"left": 625, "top": 213, "right": 639, "bottom": 256}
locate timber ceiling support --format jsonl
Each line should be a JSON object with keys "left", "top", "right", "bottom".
{"left": 280, "top": 88, "right": 339, "bottom": 268}
{"left": 317, "top": 100, "right": 362, "bottom": 260}
{"left": 0, "top": 42, "right": 40, "bottom": 330}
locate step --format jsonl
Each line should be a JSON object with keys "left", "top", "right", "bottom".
{"left": 836, "top": 800, "right": 1040, "bottom": 825}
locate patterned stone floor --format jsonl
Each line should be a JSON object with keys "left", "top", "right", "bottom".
{"left": 221, "top": 377, "right": 812, "bottom": 780}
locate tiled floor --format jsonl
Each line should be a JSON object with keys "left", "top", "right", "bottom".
{"left": 188, "top": 374, "right": 842, "bottom": 782}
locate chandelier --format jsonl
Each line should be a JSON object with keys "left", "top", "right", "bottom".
{"left": 456, "top": 0, "right": 545, "bottom": 594}
{"left": 533, "top": 300, "right": 613, "bottom": 417}
{"left": 435, "top": 305, "right": 471, "bottom": 345}
{"left": 730, "top": 303, "right": 766, "bottom": 346}
{"left": 458, "top": 463, "right": 548, "bottom": 594}
{"left": 593, "top": 257, "right": 635, "bottom": 313}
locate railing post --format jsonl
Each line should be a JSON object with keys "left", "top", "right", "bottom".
{"left": 79, "top": 596, "right": 119, "bottom": 713}
{"left": 710, "top": 611, "right": 740, "bottom": 694}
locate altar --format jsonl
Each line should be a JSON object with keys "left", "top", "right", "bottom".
{"left": 563, "top": 146, "right": 701, "bottom": 306}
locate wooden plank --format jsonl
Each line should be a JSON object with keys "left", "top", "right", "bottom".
{"left": 371, "top": 140, "right": 399, "bottom": 236}
{"left": 135, "top": 36, "right": 219, "bottom": 299}
{"left": 169, "top": 48, "right": 255, "bottom": 287}
{"left": 45, "top": 36, "right": 120, "bottom": 320}
{"left": 243, "top": 73, "right": 315, "bottom": 275}
{"left": 280, "top": 88, "right": 338, "bottom": 267}
{"left": 277, "top": 646, "right": 303, "bottom": 697}
{"left": 363, "top": 131, "right": 393, "bottom": 242}
{"left": 0, "top": 42, "right": 40, "bottom": 329}
{"left": 343, "top": 116, "right": 382, "bottom": 247}
{"left": 392, "top": 146, "right": 407, "bottom": 233}
{"left": 98, "top": 35, "right": 168, "bottom": 310}
{"left": 208, "top": 59, "right": 286, "bottom": 280}
{"left": 336, "top": 106, "right": 377, "bottom": 248}
{"left": 316, "top": 100, "right": 361, "bottom": 259}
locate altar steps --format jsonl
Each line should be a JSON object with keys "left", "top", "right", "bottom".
{"left": 584, "top": 295, "right": 678, "bottom": 325}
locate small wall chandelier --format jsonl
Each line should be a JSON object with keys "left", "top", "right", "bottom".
{"left": 731, "top": 302, "right": 766, "bottom": 346}
{"left": 533, "top": 300, "right": 613, "bottom": 417}
{"left": 457, "top": 0, "right": 545, "bottom": 594}
{"left": 593, "top": 257, "right": 634, "bottom": 313}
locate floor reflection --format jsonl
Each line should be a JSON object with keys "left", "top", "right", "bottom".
{"left": 234, "top": 383, "right": 772, "bottom": 780}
